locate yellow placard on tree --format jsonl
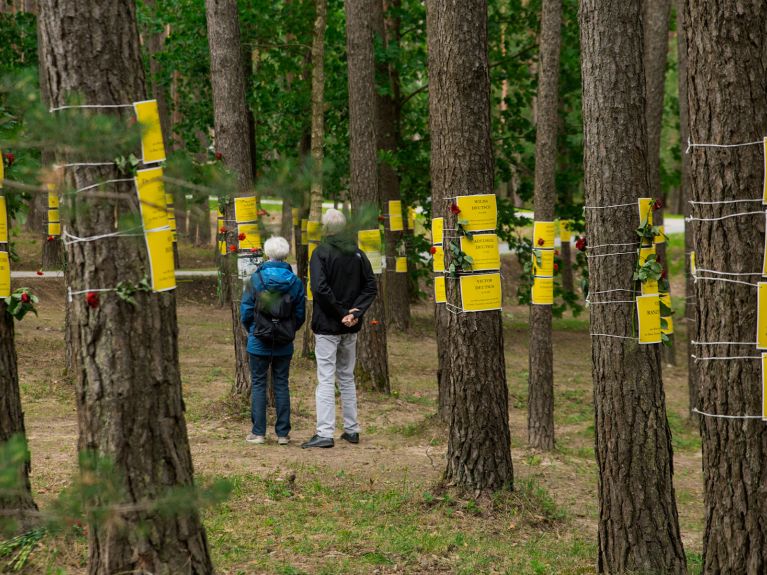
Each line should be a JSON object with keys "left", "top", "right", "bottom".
{"left": 135, "top": 167, "right": 168, "bottom": 231}
{"left": 292, "top": 207, "right": 299, "bottom": 221}
{"left": 48, "top": 208, "right": 60, "bottom": 223}
{"left": 235, "top": 196, "right": 258, "bottom": 223}
{"left": 432, "top": 217, "right": 444, "bottom": 245}
{"left": 358, "top": 229, "right": 383, "bottom": 274}
{"left": 758, "top": 283, "right": 767, "bottom": 350}
{"left": 301, "top": 219, "right": 309, "bottom": 245}
{"left": 218, "top": 240, "right": 227, "bottom": 256}
{"left": 637, "top": 294, "right": 662, "bottom": 344}
{"left": 0, "top": 251, "right": 9, "bottom": 297}
{"left": 0, "top": 196, "right": 7, "bottom": 243}
{"left": 133, "top": 99, "right": 166, "bottom": 165}
{"left": 307, "top": 242, "right": 318, "bottom": 301}
{"left": 165, "top": 192, "right": 174, "bottom": 207}
{"left": 455, "top": 194, "right": 497, "bottom": 232}
{"left": 388, "top": 200, "right": 404, "bottom": 232}
{"left": 167, "top": 210, "right": 177, "bottom": 231}
{"left": 48, "top": 222, "right": 61, "bottom": 237}
{"left": 48, "top": 186, "right": 59, "bottom": 209}
{"left": 145, "top": 228, "right": 176, "bottom": 292}
{"left": 434, "top": 275, "right": 446, "bottom": 304}
{"left": 762, "top": 353, "right": 767, "bottom": 421}
{"left": 395, "top": 256, "right": 407, "bottom": 273}
{"left": 307, "top": 221, "right": 322, "bottom": 242}
{"left": 238, "top": 223, "right": 262, "bottom": 250}
{"left": 408, "top": 207, "right": 417, "bottom": 230}
{"left": 638, "top": 197, "right": 654, "bottom": 227}
{"left": 642, "top": 279, "right": 659, "bottom": 295}
{"left": 559, "top": 220, "right": 572, "bottom": 242}
{"left": 432, "top": 245, "right": 445, "bottom": 273}
{"left": 460, "top": 234, "right": 501, "bottom": 271}
{"left": 690, "top": 251, "right": 696, "bottom": 276}
{"left": 639, "top": 245, "right": 656, "bottom": 266}
{"left": 654, "top": 225, "right": 665, "bottom": 245}
{"left": 532, "top": 248, "right": 554, "bottom": 277}
{"left": 533, "top": 221, "right": 556, "bottom": 249}
{"left": 460, "top": 272, "right": 502, "bottom": 312}
{"left": 531, "top": 276, "right": 554, "bottom": 305}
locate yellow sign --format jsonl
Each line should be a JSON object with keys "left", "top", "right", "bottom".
{"left": 639, "top": 245, "right": 656, "bottom": 266}
{"left": 48, "top": 208, "right": 60, "bottom": 223}
{"left": 388, "top": 200, "right": 404, "bottom": 232}
{"left": 218, "top": 240, "right": 227, "bottom": 255}
{"left": 145, "top": 228, "right": 176, "bottom": 292}
{"left": 307, "top": 221, "right": 322, "bottom": 242}
{"left": 135, "top": 167, "right": 168, "bottom": 231}
{"left": 165, "top": 192, "right": 174, "bottom": 207}
{"left": 642, "top": 279, "right": 659, "bottom": 295}
{"left": 533, "top": 221, "right": 556, "bottom": 249}
{"left": 532, "top": 248, "right": 554, "bottom": 277}
{"left": 307, "top": 242, "right": 317, "bottom": 301}
{"left": 395, "top": 256, "right": 407, "bottom": 273}
{"left": 301, "top": 219, "right": 309, "bottom": 245}
{"left": 531, "top": 275, "right": 554, "bottom": 305}
{"left": 167, "top": 210, "right": 177, "bottom": 231}
{"left": 134, "top": 99, "right": 166, "bottom": 164}
{"left": 690, "top": 251, "right": 696, "bottom": 276}
{"left": 660, "top": 293, "right": 673, "bottom": 335}
{"left": 638, "top": 197, "right": 654, "bottom": 227}
{"left": 460, "top": 272, "right": 502, "bottom": 312}
{"left": 559, "top": 220, "right": 572, "bottom": 242}
{"left": 48, "top": 222, "right": 61, "bottom": 237}
{"left": 460, "top": 234, "right": 500, "bottom": 272}
{"left": 235, "top": 196, "right": 258, "bottom": 223}
{"left": 637, "top": 294, "right": 661, "bottom": 344}
{"left": 432, "top": 245, "right": 445, "bottom": 273}
{"left": 358, "top": 229, "right": 383, "bottom": 274}
{"left": 759, "top": 283, "right": 767, "bottom": 350}
{"left": 455, "top": 194, "right": 497, "bottom": 232}
{"left": 292, "top": 207, "right": 299, "bottom": 221}
{"left": 408, "top": 207, "right": 417, "bottom": 230}
{"left": 48, "top": 187, "right": 59, "bottom": 209}
{"left": 434, "top": 275, "right": 446, "bottom": 304}
{"left": 0, "top": 251, "right": 9, "bottom": 297}
{"left": 762, "top": 353, "right": 767, "bottom": 421}
{"left": 0, "top": 196, "right": 7, "bottom": 243}
{"left": 654, "top": 225, "right": 665, "bottom": 245}
{"left": 238, "top": 223, "right": 262, "bottom": 250}
{"left": 432, "top": 217, "right": 444, "bottom": 245}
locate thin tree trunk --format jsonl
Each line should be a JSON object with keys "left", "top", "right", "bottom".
{"left": 38, "top": 1, "right": 213, "bottom": 572}
{"left": 426, "top": 0, "right": 513, "bottom": 493}
{"left": 528, "top": 0, "right": 561, "bottom": 452}
{"left": 205, "top": 0, "right": 253, "bottom": 398}
{"left": 345, "top": 0, "right": 390, "bottom": 394}
{"left": 580, "top": 1, "right": 687, "bottom": 572}
{"left": 684, "top": 2, "right": 767, "bottom": 571}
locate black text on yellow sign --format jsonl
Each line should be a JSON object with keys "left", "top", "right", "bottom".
{"left": 459, "top": 272, "right": 502, "bottom": 312}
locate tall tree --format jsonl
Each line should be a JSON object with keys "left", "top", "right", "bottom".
{"left": 684, "top": 1, "right": 767, "bottom": 571}
{"left": 528, "top": 0, "right": 561, "bottom": 451}
{"left": 426, "top": 0, "right": 513, "bottom": 492}
{"left": 345, "top": 0, "right": 390, "bottom": 393}
{"left": 38, "top": 1, "right": 213, "bottom": 572}
{"left": 205, "top": 0, "right": 253, "bottom": 397}
{"left": 580, "top": 1, "right": 687, "bottom": 572}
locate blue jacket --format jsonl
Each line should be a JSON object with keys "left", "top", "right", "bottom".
{"left": 240, "top": 261, "right": 306, "bottom": 357}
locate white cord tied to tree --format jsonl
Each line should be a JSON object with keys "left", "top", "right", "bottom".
{"left": 691, "top": 354, "right": 761, "bottom": 361}
{"left": 55, "top": 162, "right": 115, "bottom": 169}
{"left": 590, "top": 333, "right": 637, "bottom": 340}
{"left": 689, "top": 198, "right": 762, "bottom": 206}
{"left": 695, "top": 268, "right": 763, "bottom": 277}
{"left": 691, "top": 408, "right": 764, "bottom": 420}
{"left": 693, "top": 275, "right": 759, "bottom": 287}
{"left": 70, "top": 178, "right": 135, "bottom": 195}
{"left": 685, "top": 136, "right": 765, "bottom": 154}
{"left": 583, "top": 202, "right": 636, "bottom": 210}
{"left": 691, "top": 341, "right": 758, "bottom": 345}
{"left": 587, "top": 241, "right": 640, "bottom": 250}
{"left": 686, "top": 210, "right": 765, "bottom": 223}
{"left": 67, "top": 287, "right": 117, "bottom": 302}
{"left": 49, "top": 103, "right": 134, "bottom": 113}
{"left": 586, "top": 250, "right": 637, "bottom": 259}
{"left": 62, "top": 226, "right": 145, "bottom": 246}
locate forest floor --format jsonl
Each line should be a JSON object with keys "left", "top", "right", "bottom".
{"left": 11, "top": 242, "right": 705, "bottom": 574}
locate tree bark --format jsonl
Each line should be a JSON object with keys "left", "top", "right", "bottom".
{"left": 205, "top": 0, "right": 253, "bottom": 398}
{"left": 528, "top": 0, "right": 561, "bottom": 452}
{"left": 38, "top": 1, "right": 213, "bottom": 572}
{"left": 426, "top": 0, "right": 513, "bottom": 493}
{"left": 580, "top": 1, "right": 687, "bottom": 572}
{"left": 345, "top": 0, "right": 390, "bottom": 394}
{"left": 684, "top": 2, "right": 767, "bottom": 572}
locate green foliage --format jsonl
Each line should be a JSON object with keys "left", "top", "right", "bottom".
{"left": 0, "top": 527, "right": 46, "bottom": 572}
{"left": 3, "top": 288, "right": 38, "bottom": 321}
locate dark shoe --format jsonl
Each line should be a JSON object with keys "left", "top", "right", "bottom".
{"left": 341, "top": 432, "right": 359, "bottom": 444}
{"left": 301, "top": 435, "right": 334, "bottom": 449}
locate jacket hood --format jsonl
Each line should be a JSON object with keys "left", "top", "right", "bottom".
{"left": 253, "top": 261, "right": 297, "bottom": 294}
{"left": 325, "top": 233, "right": 358, "bottom": 255}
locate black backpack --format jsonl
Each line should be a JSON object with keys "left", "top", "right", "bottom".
{"left": 251, "top": 268, "right": 296, "bottom": 348}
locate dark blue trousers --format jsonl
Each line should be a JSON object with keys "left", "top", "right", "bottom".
{"left": 249, "top": 353, "right": 292, "bottom": 437}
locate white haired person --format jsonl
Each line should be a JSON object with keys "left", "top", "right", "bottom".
{"left": 301, "top": 209, "right": 377, "bottom": 449}
{"left": 240, "top": 236, "right": 305, "bottom": 445}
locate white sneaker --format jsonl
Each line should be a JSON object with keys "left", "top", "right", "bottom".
{"left": 246, "top": 434, "right": 265, "bottom": 444}
{"left": 277, "top": 436, "right": 290, "bottom": 446}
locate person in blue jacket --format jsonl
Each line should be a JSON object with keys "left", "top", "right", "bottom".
{"left": 240, "top": 236, "right": 305, "bottom": 445}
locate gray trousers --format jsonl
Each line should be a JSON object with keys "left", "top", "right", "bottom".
{"left": 315, "top": 333, "right": 360, "bottom": 438}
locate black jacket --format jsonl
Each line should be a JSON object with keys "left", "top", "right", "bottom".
{"left": 309, "top": 237, "right": 378, "bottom": 335}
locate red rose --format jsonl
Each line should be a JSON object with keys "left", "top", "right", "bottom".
{"left": 575, "top": 237, "right": 587, "bottom": 251}
{"left": 370, "top": 319, "right": 380, "bottom": 326}
{"left": 36, "top": 270, "right": 43, "bottom": 276}
{"left": 3, "top": 152, "right": 15, "bottom": 167}
{"left": 215, "top": 152, "right": 223, "bottom": 161}
{"left": 537, "top": 238, "right": 545, "bottom": 246}
{"left": 654, "top": 198, "right": 663, "bottom": 210}
{"left": 554, "top": 249, "right": 560, "bottom": 256}
{"left": 258, "top": 209, "right": 269, "bottom": 217}
{"left": 20, "top": 292, "right": 30, "bottom": 303}
{"left": 429, "top": 246, "right": 437, "bottom": 255}
{"left": 450, "top": 203, "right": 461, "bottom": 215}
{"left": 219, "top": 226, "right": 228, "bottom": 234}
{"left": 250, "top": 248, "right": 258, "bottom": 253}
{"left": 47, "top": 235, "right": 55, "bottom": 242}
{"left": 378, "top": 215, "right": 385, "bottom": 223}
{"left": 553, "top": 263, "right": 559, "bottom": 272}
{"left": 238, "top": 232, "right": 246, "bottom": 241}
{"left": 85, "top": 292, "right": 99, "bottom": 309}
{"left": 228, "top": 245, "right": 236, "bottom": 253}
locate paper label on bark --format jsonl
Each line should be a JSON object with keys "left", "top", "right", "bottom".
{"left": 559, "top": 220, "right": 572, "bottom": 242}
{"left": 48, "top": 221, "right": 61, "bottom": 237}
{"left": 134, "top": 100, "right": 166, "bottom": 165}
{"left": 460, "top": 272, "right": 502, "bottom": 312}
{"left": 301, "top": 219, "right": 309, "bottom": 245}
{"left": 641, "top": 279, "right": 659, "bottom": 295}
{"left": 762, "top": 353, "right": 767, "bottom": 421}
{"left": 145, "top": 228, "right": 176, "bottom": 292}
{"left": 638, "top": 245, "right": 656, "bottom": 266}
{"left": 358, "top": 229, "right": 383, "bottom": 274}
{"left": 48, "top": 208, "right": 60, "bottom": 224}
{"left": 165, "top": 192, "right": 174, "bottom": 207}
{"left": 532, "top": 248, "right": 554, "bottom": 277}
{"left": 395, "top": 256, "right": 407, "bottom": 273}
{"left": 654, "top": 225, "right": 665, "bottom": 245}
{"left": 234, "top": 197, "right": 258, "bottom": 223}
{"left": 48, "top": 187, "right": 59, "bottom": 210}
{"left": 408, "top": 207, "right": 417, "bottom": 230}
{"left": 0, "top": 196, "right": 7, "bottom": 243}
{"left": 531, "top": 275, "right": 554, "bottom": 306}
{"left": 307, "top": 221, "right": 322, "bottom": 243}
{"left": 758, "top": 283, "right": 767, "bottom": 349}
{"left": 690, "top": 251, "right": 696, "bottom": 276}
{"left": 637, "top": 294, "right": 662, "bottom": 344}
{"left": 638, "top": 197, "right": 654, "bottom": 227}
{"left": 0, "top": 251, "right": 9, "bottom": 297}
{"left": 238, "top": 223, "right": 262, "bottom": 250}
{"left": 434, "top": 275, "right": 446, "bottom": 304}
{"left": 432, "top": 245, "right": 445, "bottom": 273}
{"left": 456, "top": 194, "right": 497, "bottom": 232}
{"left": 460, "top": 234, "right": 500, "bottom": 271}
{"left": 237, "top": 253, "right": 260, "bottom": 280}
{"left": 431, "top": 217, "right": 443, "bottom": 245}
{"left": 167, "top": 211, "right": 177, "bottom": 231}
{"left": 532, "top": 221, "right": 555, "bottom": 249}
{"left": 292, "top": 207, "right": 299, "bottom": 220}
{"left": 218, "top": 240, "right": 227, "bottom": 255}
{"left": 388, "top": 200, "right": 404, "bottom": 231}
{"left": 135, "top": 167, "right": 168, "bottom": 231}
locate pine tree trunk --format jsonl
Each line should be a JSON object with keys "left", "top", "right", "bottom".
{"left": 528, "top": 0, "right": 561, "bottom": 452}
{"left": 38, "top": 2, "right": 213, "bottom": 572}
{"left": 684, "top": 2, "right": 767, "bottom": 571}
{"left": 426, "top": 0, "right": 513, "bottom": 493}
{"left": 580, "top": 2, "right": 687, "bottom": 572}
{"left": 435, "top": 302, "right": 450, "bottom": 422}
{"left": 345, "top": 0, "right": 390, "bottom": 394}
{"left": 205, "top": 0, "right": 253, "bottom": 398}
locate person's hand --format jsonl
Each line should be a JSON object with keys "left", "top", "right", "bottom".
{"left": 342, "top": 314, "right": 358, "bottom": 327}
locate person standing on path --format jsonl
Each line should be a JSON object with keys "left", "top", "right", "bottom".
{"left": 301, "top": 209, "right": 377, "bottom": 449}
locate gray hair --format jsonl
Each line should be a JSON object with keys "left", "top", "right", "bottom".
{"left": 264, "top": 236, "right": 290, "bottom": 261}
{"left": 322, "top": 208, "right": 347, "bottom": 235}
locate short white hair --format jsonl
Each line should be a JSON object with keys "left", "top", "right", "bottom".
{"left": 322, "top": 208, "right": 346, "bottom": 235}
{"left": 264, "top": 236, "right": 290, "bottom": 261}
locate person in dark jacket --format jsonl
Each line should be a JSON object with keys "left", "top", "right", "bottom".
{"left": 302, "top": 209, "right": 377, "bottom": 449}
{"left": 241, "top": 236, "right": 305, "bottom": 445}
